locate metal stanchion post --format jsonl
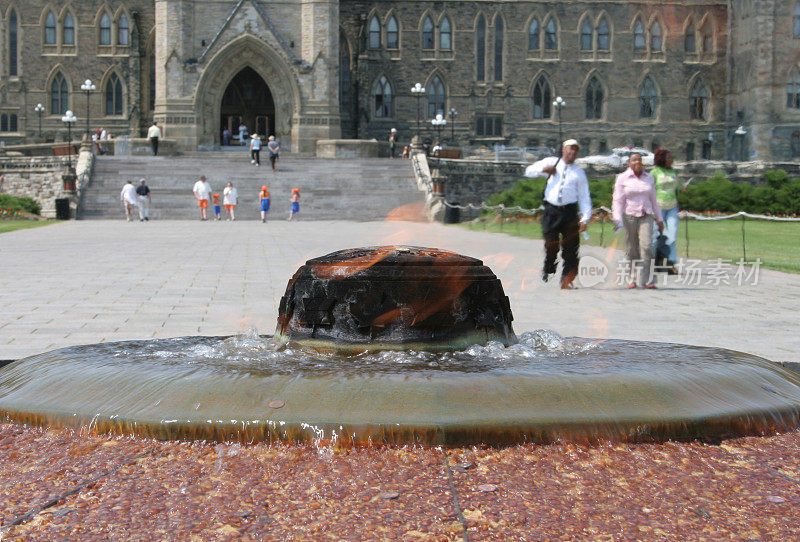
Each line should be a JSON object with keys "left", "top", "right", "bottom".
{"left": 741, "top": 214, "right": 747, "bottom": 262}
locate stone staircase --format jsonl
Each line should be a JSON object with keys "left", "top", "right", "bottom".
{"left": 78, "top": 152, "right": 425, "bottom": 221}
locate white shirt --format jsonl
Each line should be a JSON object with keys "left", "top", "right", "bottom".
{"left": 223, "top": 186, "right": 238, "bottom": 205}
{"left": 120, "top": 184, "right": 137, "bottom": 205}
{"left": 147, "top": 125, "right": 162, "bottom": 139}
{"left": 193, "top": 180, "right": 212, "bottom": 200}
{"left": 525, "top": 156, "right": 593, "bottom": 223}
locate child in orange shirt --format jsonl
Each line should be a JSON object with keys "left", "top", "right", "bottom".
{"left": 212, "top": 193, "right": 222, "bottom": 221}
{"left": 259, "top": 185, "right": 271, "bottom": 223}
{"left": 288, "top": 188, "right": 300, "bottom": 221}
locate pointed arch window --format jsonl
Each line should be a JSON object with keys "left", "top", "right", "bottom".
{"left": 45, "top": 12, "right": 57, "bottom": 45}
{"left": 585, "top": 76, "right": 603, "bottom": 119}
{"left": 118, "top": 14, "right": 130, "bottom": 46}
{"left": 701, "top": 21, "right": 713, "bottom": 53}
{"left": 634, "top": 19, "right": 645, "bottom": 51}
{"left": 794, "top": 3, "right": 800, "bottom": 38}
{"left": 476, "top": 16, "right": 486, "bottom": 82}
{"left": 787, "top": 68, "right": 800, "bottom": 109}
{"left": 368, "top": 17, "right": 380, "bottom": 49}
{"left": 544, "top": 18, "right": 557, "bottom": 50}
{"left": 106, "top": 73, "right": 123, "bottom": 116}
{"left": 639, "top": 77, "right": 657, "bottom": 118}
{"left": 528, "top": 19, "right": 540, "bottom": 50}
{"left": 63, "top": 13, "right": 75, "bottom": 45}
{"left": 580, "top": 18, "right": 593, "bottom": 50}
{"left": 100, "top": 13, "right": 112, "bottom": 45}
{"left": 650, "top": 21, "right": 662, "bottom": 51}
{"left": 373, "top": 76, "right": 392, "bottom": 118}
{"left": 51, "top": 73, "right": 69, "bottom": 115}
{"left": 428, "top": 76, "right": 445, "bottom": 118}
{"left": 386, "top": 16, "right": 398, "bottom": 49}
{"left": 440, "top": 17, "right": 451, "bottom": 50}
{"left": 690, "top": 80, "right": 708, "bottom": 120}
{"left": 532, "top": 76, "right": 551, "bottom": 119}
{"left": 597, "top": 17, "right": 610, "bottom": 50}
{"left": 792, "top": 131, "right": 800, "bottom": 158}
{"left": 9, "top": 10, "right": 18, "bottom": 76}
{"left": 685, "top": 23, "right": 696, "bottom": 52}
{"left": 494, "top": 18, "right": 504, "bottom": 81}
{"left": 422, "top": 17, "right": 434, "bottom": 49}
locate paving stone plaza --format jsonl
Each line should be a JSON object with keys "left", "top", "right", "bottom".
{"left": 1, "top": 218, "right": 798, "bottom": 363}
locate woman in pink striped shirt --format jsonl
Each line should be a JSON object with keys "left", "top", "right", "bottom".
{"left": 612, "top": 153, "right": 665, "bottom": 289}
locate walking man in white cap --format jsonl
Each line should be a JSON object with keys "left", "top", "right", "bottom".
{"left": 524, "top": 139, "right": 592, "bottom": 289}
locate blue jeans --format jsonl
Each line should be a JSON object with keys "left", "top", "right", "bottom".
{"left": 653, "top": 205, "right": 679, "bottom": 263}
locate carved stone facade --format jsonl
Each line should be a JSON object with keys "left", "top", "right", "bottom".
{"left": 0, "top": 1, "right": 798, "bottom": 159}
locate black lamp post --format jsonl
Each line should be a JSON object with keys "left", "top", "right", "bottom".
{"left": 61, "top": 110, "right": 77, "bottom": 170}
{"left": 552, "top": 96, "right": 565, "bottom": 156}
{"left": 448, "top": 107, "right": 458, "bottom": 142}
{"left": 34, "top": 103, "right": 45, "bottom": 138}
{"left": 411, "top": 83, "right": 425, "bottom": 139}
{"left": 81, "top": 79, "right": 96, "bottom": 135}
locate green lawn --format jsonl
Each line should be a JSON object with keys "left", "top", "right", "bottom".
{"left": 0, "top": 220, "right": 61, "bottom": 234}
{"left": 462, "top": 217, "right": 800, "bottom": 273}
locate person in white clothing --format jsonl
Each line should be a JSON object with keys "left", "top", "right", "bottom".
{"left": 147, "top": 122, "right": 162, "bottom": 156}
{"left": 249, "top": 134, "right": 262, "bottom": 166}
{"left": 524, "top": 139, "right": 593, "bottom": 289}
{"left": 120, "top": 180, "right": 138, "bottom": 222}
{"left": 192, "top": 175, "right": 213, "bottom": 220}
{"left": 223, "top": 182, "right": 238, "bottom": 221}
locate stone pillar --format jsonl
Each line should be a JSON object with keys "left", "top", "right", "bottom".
{"left": 295, "top": 0, "right": 341, "bottom": 152}
{"left": 154, "top": 0, "right": 198, "bottom": 149}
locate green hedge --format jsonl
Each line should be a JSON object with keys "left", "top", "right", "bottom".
{"left": 677, "top": 171, "right": 800, "bottom": 215}
{"left": 0, "top": 194, "right": 42, "bottom": 215}
{"left": 486, "top": 169, "right": 800, "bottom": 216}
{"left": 486, "top": 177, "right": 615, "bottom": 211}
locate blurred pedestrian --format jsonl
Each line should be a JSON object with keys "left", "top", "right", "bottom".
{"left": 147, "top": 122, "right": 161, "bottom": 156}
{"left": 389, "top": 128, "right": 398, "bottom": 158}
{"left": 651, "top": 148, "right": 680, "bottom": 273}
{"left": 259, "top": 185, "right": 271, "bottom": 223}
{"left": 613, "top": 153, "right": 665, "bottom": 289}
{"left": 250, "top": 134, "right": 262, "bottom": 166}
{"left": 193, "top": 175, "right": 212, "bottom": 221}
{"left": 524, "top": 139, "right": 592, "bottom": 289}
{"left": 136, "top": 179, "right": 151, "bottom": 221}
{"left": 120, "top": 180, "right": 137, "bottom": 222}
{"left": 267, "top": 136, "right": 280, "bottom": 171}
{"left": 223, "top": 182, "right": 238, "bottom": 221}
{"left": 288, "top": 188, "right": 300, "bottom": 221}
{"left": 238, "top": 122, "right": 248, "bottom": 146}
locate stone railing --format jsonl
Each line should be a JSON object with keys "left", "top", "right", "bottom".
{"left": 0, "top": 145, "right": 94, "bottom": 218}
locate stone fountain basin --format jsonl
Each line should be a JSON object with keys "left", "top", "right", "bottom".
{"left": 1, "top": 334, "right": 799, "bottom": 445}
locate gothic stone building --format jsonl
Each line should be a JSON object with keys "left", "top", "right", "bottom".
{"left": 0, "top": 1, "right": 798, "bottom": 160}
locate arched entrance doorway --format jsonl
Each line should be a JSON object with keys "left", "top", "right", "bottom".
{"left": 220, "top": 67, "right": 275, "bottom": 144}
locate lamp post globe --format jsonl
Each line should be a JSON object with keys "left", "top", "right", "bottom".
{"left": 431, "top": 113, "right": 446, "bottom": 143}
{"left": 34, "top": 103, "right": 45, "bottom": 138}
{"left": 80, "top": 79, "right": 96, "bottom": 135}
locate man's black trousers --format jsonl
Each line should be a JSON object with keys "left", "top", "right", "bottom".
{"left": 541, "top": 201, "right": 580, "bottom": 279}
{"left": 150, "top": 137, "right": 159, "bottom": 156}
